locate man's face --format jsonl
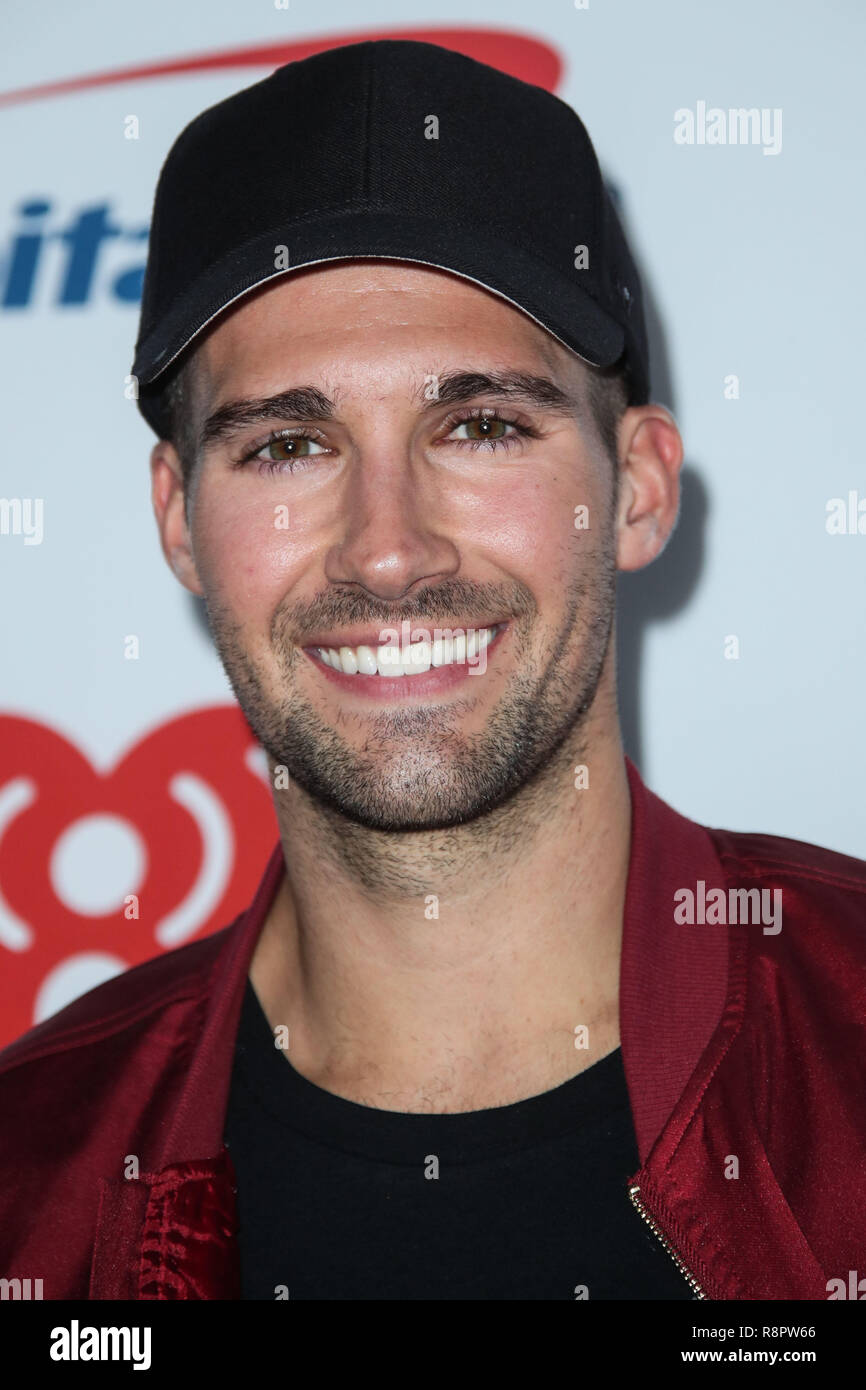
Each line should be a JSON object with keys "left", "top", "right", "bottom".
{"left": 173, "top": 262, "right": 621, "bottom": 831}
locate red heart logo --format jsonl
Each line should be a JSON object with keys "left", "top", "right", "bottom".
{"left": 0, "top": 706, "right": 278, "bottom": 1048}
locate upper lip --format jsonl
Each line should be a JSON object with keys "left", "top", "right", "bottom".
{"left": 301, "top": 620, "right": 506, "bottom": 650}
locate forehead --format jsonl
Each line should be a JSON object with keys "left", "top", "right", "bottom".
{"left": 194, "top": 260, "right": 582, "bottom": 404}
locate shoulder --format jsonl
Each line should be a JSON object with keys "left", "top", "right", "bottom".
{"left": 708, "top": 823, "right": 866, "bottom": 941}
{"left": 0, "top": 919, "right": 242, "bottom": 1295}
{"left": 0, "top": 922, "right": 233, "bottom": 1078}
{"left": 708, "top": 817, "right": 861, "bottom": 973}
{"left": 710, "top": 823, "right": 866, "bottom": 894}
{"left": 706, "top": 822, "right": 866, "bottom": 1023}
{"left": 705, "top": 825, "right": 866, "bottom": 1230}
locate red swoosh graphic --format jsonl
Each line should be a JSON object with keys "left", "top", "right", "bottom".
{"left": 0, "top": 29, "right": 562, "bottom": 107}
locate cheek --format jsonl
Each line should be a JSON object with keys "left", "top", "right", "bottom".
{"left": 190, "top": 484, "right": 316, "bottom": 617}
{"left": 467, "top": 470, "right": 602, "bottom": 587}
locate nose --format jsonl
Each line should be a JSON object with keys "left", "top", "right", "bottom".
{"left": 323, "top": 443, "right": 460, "bottom": 601}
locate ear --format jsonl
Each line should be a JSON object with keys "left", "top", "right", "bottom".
{"left": 614, "top": 404, "right": 684, "bottom": 572}
{"left": 150, "top": 440, "right": 204, "bottom": 596}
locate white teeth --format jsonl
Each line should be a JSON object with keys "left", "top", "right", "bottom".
{"left": 317, "top": 625, "right": 499, "bottom": 676}
{"left": 355, "top": 645, "right": 378, "bottom": 675}
{"left": 377, "top": 647, "right": 405, "bottom": 678}
{"left": 407, "top": 641, "right": 431, "bottom": 673}
{"left": 431, "top": 635, "right": 452, "bottom": 667}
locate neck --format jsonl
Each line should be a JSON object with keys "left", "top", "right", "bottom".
{"left": 250, "top": 710, "right": 632, "bottom": 1111}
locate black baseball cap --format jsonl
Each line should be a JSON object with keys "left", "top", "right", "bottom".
{"left": 132, "top": 39, "right": 649, "bottom": 439}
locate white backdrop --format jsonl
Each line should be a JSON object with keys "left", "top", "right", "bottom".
{"left": 0, "top": 0, "right": 863, "bottom": 1032}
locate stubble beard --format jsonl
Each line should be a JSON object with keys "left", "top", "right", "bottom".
{"left": 201, "top": 553, "right": 617, "bottom": 836}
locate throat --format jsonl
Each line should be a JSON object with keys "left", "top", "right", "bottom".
{"left": 277, "top": 1013, "right": 621, "bottom": 1115}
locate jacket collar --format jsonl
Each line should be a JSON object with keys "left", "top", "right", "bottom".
{"left": 154, "top": 757, "right": 733, "bottom": 1170}
{"left": 620, "top": 758, "right": 732, "bottom": 1161}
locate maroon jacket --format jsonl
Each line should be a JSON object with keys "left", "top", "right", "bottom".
{"left": 1, "top": 759, "right": 864, "bottom": 1300}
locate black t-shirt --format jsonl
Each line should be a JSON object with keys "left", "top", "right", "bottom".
{"left": 223, "top": 979, "right": 694, "bottom": 1300}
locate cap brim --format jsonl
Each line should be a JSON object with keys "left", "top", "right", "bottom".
{"left": 133, "top": 211, "right": 628, "bottom": 436}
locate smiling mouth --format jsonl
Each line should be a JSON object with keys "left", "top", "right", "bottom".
{"left": 304, "top": 622, "right": 506, "bottom": 678}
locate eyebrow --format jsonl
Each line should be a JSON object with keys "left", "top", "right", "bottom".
{"left": 418, "top": 370, "right": 580, "bottom": 414}
{"left": 198, "top": 387, "right": 335, "bottom": 454}
{"left": 198, "top": 370, "right": 580, "bottom": 453}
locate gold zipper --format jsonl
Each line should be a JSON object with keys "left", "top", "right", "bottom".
{"left": 629, "top": 1183, "right": 706, "bottom": 1299}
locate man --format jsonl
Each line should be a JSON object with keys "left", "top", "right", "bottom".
{"left": 1, "top": 40, "right": 864, "bottom": 1302}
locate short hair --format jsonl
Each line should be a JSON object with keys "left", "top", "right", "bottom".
{"left": 162, "top": 347, "right": 631, "bottom": 503}
{"left": 582, "top": 359, "right": 631, "bottom": 468}
{"left": 162, "top": 358, "right": 199, "bottom": 502}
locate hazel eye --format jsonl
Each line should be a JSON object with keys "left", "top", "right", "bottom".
{"left": 450, "top": 417, "right": 511, "bottom": 441}
{"left": 261, "top": 435, "right": 327, "bottom": 460}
